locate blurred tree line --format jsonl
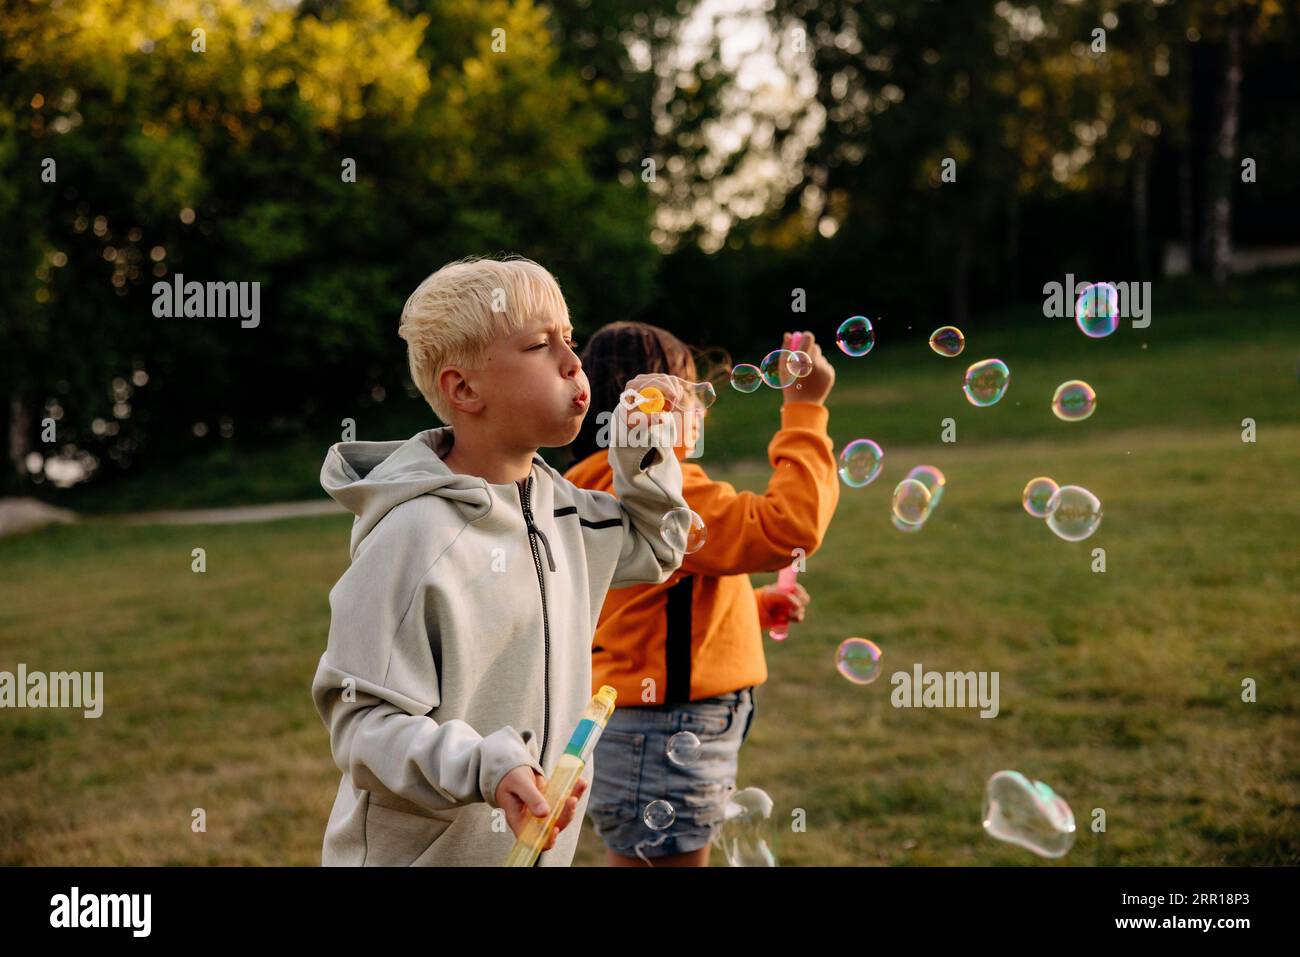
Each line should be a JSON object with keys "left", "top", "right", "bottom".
{"left": 650, "top": 0, "right": 1298, "bottom": 350}
{"left": 1, "top": 0, "right": 1296, "bottom": 496}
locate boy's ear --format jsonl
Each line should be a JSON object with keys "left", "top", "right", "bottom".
{"left": 438, "top": 366, "right": 485, "bottom": 415}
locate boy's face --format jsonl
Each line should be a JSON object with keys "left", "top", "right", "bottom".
{"left": 458, "top": 310, "right": 590, "bottom": 449}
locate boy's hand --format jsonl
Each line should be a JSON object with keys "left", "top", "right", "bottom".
{"left": 623, "top": 373, "right": 688, "bottom": 414}
{"left": 495, "top": 766, "right": 590, "bottom": 850}
{"left": 783, "top": 331, "right": 835, "bottom": 406}
{"left": 757, "top": 581, "right": 811, "bottom": 626}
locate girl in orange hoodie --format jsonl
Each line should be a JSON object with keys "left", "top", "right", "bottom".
{"left": 563, "top": 322, "right": 840, "bottom": 866}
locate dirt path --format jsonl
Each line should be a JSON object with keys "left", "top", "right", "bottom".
{"left": 115, "top": 499, "right": 343, "bottom": 526}
{"left": 0, "top": 498, "right": 78, "bottom": 538}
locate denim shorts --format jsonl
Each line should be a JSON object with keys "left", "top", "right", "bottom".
{"left": 586, "top": 687, "right": 756, "bottom": 860}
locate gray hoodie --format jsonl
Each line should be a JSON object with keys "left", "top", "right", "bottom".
{"left": 312, "top": 422, "right": 685, "bottom": 866}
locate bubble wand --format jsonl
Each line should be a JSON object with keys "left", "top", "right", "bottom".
{"left": 789, "top": 331, "right": 807, "bottom": 391}
{"left": 503, "top": 686, "right": 617, "bottom": 867}
{"left": 767, "top": 564, "right": 799, "bottom": 642}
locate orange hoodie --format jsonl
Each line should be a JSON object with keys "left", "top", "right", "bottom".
{"left": 563, "top": 401, "right": 841, "bottom": 706}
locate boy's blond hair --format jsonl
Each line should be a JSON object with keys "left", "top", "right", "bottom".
{"left": 399, "top": 256, "right": 570, "bottom": 423}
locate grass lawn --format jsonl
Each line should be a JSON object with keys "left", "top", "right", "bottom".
{"left": 2, "top": 277, "right": 1297, "bottom": 865}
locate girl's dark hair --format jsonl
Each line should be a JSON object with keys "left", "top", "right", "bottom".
{"left": 563, "top": 322, "right": 731, "bottom": 467}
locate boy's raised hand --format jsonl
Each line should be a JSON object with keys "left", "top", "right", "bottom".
{"left": 495, "top": 765, "right": 589, "bottom": 850}
{"left": 783, "top": 330, "right": 835, "bottom": 405}
{"left": 622, "top": 373, "right": 688, "bottom": 414}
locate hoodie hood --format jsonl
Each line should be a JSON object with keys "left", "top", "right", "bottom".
{"left": 320, "top": 426, "right": 543, "bottom": 557}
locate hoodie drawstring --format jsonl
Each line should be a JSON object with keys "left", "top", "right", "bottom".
{"left": 534, "top": 526, "right": 557, "bottom": 573}
{"left": 518, "top": 476, "right": 557, "bottom": 573}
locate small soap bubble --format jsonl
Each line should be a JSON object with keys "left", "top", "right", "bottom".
{"left": 690, "top": 380, "right": 717, "bottom": 409}
{"left": 759, "top": 349, "right": 798, "bottom": 389}
{"left": 835, "top": 316, "right": 875, "bottom": 357}
{"left": 660, "top": 507, "right": 707, "bottom": 554}
{"left": 1022, "top": 476, "right": 1060, "bottom": 518}
{"left": 788, "top": 350, "right": 813, "bottom": 378}
{"left": 836, "top": 638, "right": 883, "bottom": 684}
{"left": 666, "top": 731, "right": 702, "bottom": 767}
{"left": 1051, "top": 379, "right": 1096, "bottom": 421}
{"left": 904, "top": 465, "right": 946, "bottom": 509}
{"left": 643, "top": 800, "right": 676, "bottom": 831}
{"left": 963, "top": 358, "right": 1010, "bottom": 407}
{"left": 730, "top": 364, "right": 762, "bottom": 393}
{"left": 929, "top": 325, "right": 965, "bottom": 357}
{"left": 892, "top": 478, "right": 932, "bottom": 525}
{"left": 1075, "top": 282, "right": 1120, "bottom": 338}
{"left": 1045, "top": 485, "right": 1102, "bottom": 541}
{"left": 838, "top": 438, "right": 884, "bottom": 488}
{"left": 982, "top": 770, "right": 1076, "bottom": 859}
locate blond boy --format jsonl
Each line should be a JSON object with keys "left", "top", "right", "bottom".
{"left": 312, "top": 257, "right": 687, "bottom": 865}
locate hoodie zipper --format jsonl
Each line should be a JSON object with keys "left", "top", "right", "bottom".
{"left": 517, "top": 475, "right": 556, "bottom": 771}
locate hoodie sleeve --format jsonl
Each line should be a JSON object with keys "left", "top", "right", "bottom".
{"left": 678, "top": 402, "right": 841, "bottom": 576}
{"left": 602, "top": 411, "right": 688, "bottom": 589}
{"left": 312, "top": 504, "right": 543, "bottom": 812}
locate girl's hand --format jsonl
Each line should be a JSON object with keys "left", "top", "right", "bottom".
{"left": 757, "top": 581, "right": 811, "bottom": 627}
{"left": 782, "top": 331, "right": 835, "bottom": 405}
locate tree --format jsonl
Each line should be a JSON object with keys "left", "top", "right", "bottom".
{"left": 0, "top": 0, "right": 657, "bottom": 494}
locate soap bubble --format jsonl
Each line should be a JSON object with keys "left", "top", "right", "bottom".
{"left": 788, "top": 350, "right": 813, "bottom": 378}
{"left": 1051, "top": 379, "right": 1096, "bottom": 421}
{"left": 905, "top": 465, "right": 946, "bottom": 509}
{"left": 835, "top": 316, "right": 875, "bottom": 357}
{"left": 759, "top": 349, "right": 798, "bottom": 389}
{"left": 836, "top": 637, "right": 883, "bottom": 685}
{"left": 689, "top": 380, "right": 717, "bottom": 409}
{"left": 892, "top": 514, "right": 925, "bottom": 534}
{"left": 929, "top": 325, "right": 965, "bottom": 357}
{"left": 660, "top": 507, "right": 707, "bottom": 553}
{"left": 1075, "top": 282, "right": 1120, "bottom": 338}
{"left": 1045, "top": 485, "right": 1102, "bottom": 541}
{"left": 666, "top": 731, "right": 702, "bottom": 767}
{"left": 963, "top": 358, "right": 1011, "bottom": 407}
{"left": 892, "top": 478, "right": 932, "bottom": 525}
{"left": 730, "top": 364, "right": 762, "bottom": 393}
{"left": 643, "top": 800, "right": 676, "bottom": 831}
{"left": 838, "top": 438, "right": 884, "bottom": 488}
{"left": 1022, "top": 477, "right": 1060, "bottom": 518}
{"left": 982, "top": 770, "right": 1076, "bottom": 859}
{"left": 717, "top": 787, "right": 777, "bottom": 867}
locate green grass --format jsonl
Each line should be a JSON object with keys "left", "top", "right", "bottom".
{"left": 2, "top": 277, "right": 1298, "bottom": 865}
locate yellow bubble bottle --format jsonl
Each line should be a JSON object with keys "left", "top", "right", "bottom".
{"left": 503, "top": 685, "right": 618, "bottom": 867}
